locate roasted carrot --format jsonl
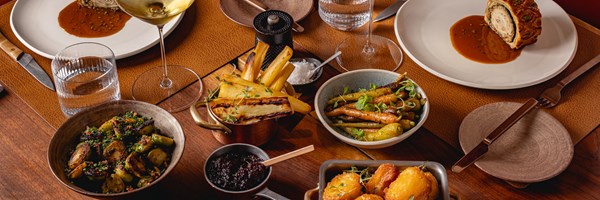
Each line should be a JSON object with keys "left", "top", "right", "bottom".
{"left": 325, "top": 107, "right": 399, "bottom": 124}
{"left": 373, "top": 94, "right": 398, "bottom": 104}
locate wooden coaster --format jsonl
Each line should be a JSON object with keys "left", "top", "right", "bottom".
{"left": 459, "top": 102, "right": 574, "bottom": 183}
{"left": 219, "top": 0, "right": 313, "bottom": 27}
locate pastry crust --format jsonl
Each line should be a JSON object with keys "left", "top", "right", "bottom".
{"left": 484, "top": 0, "right": 542, "bottom": 49}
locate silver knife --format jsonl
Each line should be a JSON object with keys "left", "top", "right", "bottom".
{"left": 374, "top": 0, "right": 407, "bottom": 22}
{"left": 0, "top": 31, "right": 55, "bottom": 91}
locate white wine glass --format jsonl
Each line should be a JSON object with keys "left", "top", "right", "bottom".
{"left": 116, "top": 0, "right": 202, "bottom": 112}
{"left": 335, "top": 0, "right": 403, "bottom": 71}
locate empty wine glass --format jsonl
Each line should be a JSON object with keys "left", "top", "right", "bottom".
{"left": 116, "top": 0, "right": 202, "bottom": 112}
{"left": 335, "top": 0, "right": 403, "bottom": 71}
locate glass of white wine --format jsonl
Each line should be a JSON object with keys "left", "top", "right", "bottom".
{"left": 116, "top": 0, "right": 202, "bottom": 112}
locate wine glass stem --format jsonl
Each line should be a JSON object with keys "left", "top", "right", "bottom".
{"left": 157, "top": 25, "right": 172, "bottom": 89}
{"left": 363, "top": 0, "right": 375, "bottom": 55}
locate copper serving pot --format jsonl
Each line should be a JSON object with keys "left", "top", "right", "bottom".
{"left": 190, "top": 83, "right": 297, "bottom": 146}
{"left": 190, "top": 100, "right": 277, "bottom": 146}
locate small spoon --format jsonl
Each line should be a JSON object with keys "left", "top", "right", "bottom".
{"left": 261, "top": 145, "right": 315, "bottom": 167}
{"left": 309, "top": 51, "right": 342, "bottom": 80}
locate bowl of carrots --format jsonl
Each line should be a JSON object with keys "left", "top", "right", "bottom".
{"left": 314, "top": 69, "right": 429, "bottom": 149}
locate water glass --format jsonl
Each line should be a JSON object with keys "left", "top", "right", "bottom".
{"left": 319, "top": 0, "right": 370, "bottom": 31}
{"left": 52, "top": 42, "right": 121, "bottom": 117}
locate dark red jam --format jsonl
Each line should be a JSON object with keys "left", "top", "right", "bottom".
{"left": 206, "top": 151, "right": 268, "bottom": 191}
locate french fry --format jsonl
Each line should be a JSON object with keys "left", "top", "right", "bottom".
{"left": 260, "top": 46, "right": 293, "bottom": 87}
{"left": 241, "top": 42, "right": 269, "bottom": 81}
{"left": 270, "top": 62, "right": 295, "bottom": 92}
{"left": 221, "top": 74, "right": 311, "bottom": 114}
{"left": 240, "top": 52, "right": 256, "bottom": 81}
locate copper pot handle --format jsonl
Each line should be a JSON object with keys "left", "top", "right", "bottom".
{"left": 304, "top": 186, "right": 319, "bottom": 200}
{"left": 190, "top": 101, "right": 232, "bottom": 134}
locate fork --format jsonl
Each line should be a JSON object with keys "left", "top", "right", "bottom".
{"left": 537, "top": 54, "right": 600, "bottom": 108}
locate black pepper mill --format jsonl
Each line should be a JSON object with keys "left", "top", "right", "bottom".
{"left": 253, "top": 10, "right": 294, "bottom": 70}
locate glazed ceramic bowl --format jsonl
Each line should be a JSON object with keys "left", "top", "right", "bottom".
{"left": 314, "top": 69, "right": 429, "bottom": 149}
{"left": 47, "top": 100, "right": 185, "bottom": 197}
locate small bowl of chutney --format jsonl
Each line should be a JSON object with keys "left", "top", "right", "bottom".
{"left": 204, "top": 143, "right": 287, "bottom": 199}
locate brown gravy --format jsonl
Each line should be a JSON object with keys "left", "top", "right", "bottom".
{"left": 450, "top": 15, "right": 521, "bottom": 64}
{"left": 58, "top": 2, "right": 131, "bottom": 38}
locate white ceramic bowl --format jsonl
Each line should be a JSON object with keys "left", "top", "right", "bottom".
{"left": 314, "top": 69, "right": 429, "bottom": 149}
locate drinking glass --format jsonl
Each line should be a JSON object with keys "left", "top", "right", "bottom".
{"left": 116, "top": 0, "right": 202, "bottom": 112}
{"left": 335, "top": 0, "right": 403, "bottom": 71}
{"left": 52, "top": 42, "right": 121, "bottom": 117}
{"left": 319, "top": 0, "right": 370, "bottom": 31}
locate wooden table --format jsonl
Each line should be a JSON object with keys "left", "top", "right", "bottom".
{"left": 1, "top": 0, "right": 600, "bottom": 199}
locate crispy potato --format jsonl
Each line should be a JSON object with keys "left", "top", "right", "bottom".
{"left": 384, "top": 167, "right": 436, "bottom": 200}
{"left": 365, "top": 163, "right": 399, "bottom": 196}
{"left": 424, "top": 172, "right": 439, "bottom": 200}
{"left": 323, "top": 172, "right": 363, "bottom": 200}
{"left": 354, "top": 194, "right": 384, "bottom": 200}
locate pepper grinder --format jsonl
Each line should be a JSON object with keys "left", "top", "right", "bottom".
{"left": 253, "top": 10, "right": 294, "bottom": 69}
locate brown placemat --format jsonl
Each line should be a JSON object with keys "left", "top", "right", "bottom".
{"left": 0, "top": 0, "right": 256, "bottom": 128}
{"left": 293, "top": 0, "right": 600, "bottom": 148}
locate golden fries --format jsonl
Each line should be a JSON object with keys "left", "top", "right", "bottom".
{"left": 270, "top": 62, "right": 295, "bottom": 92}
{"left": 260, "top": 46, "right": 293, "bottom": 87}
{"left": 241, "top": 41, "right": 269, "bottom": 81}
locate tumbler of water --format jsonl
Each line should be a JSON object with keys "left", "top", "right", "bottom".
{"left": 319, "top": 0, "right": 370, "bottom": 31}
{"left": 52, "top": 42, "right": 121, "bottom": 117}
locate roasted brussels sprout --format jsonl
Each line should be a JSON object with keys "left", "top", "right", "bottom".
{"left": 68, "top": 142, "right": 91, "bottom": 169}
{"left": 98, "top": 118, "right": 115, "bottom": 133}
{"left": 151, "top": 134, "right": 173, "bottom": 147}
{"left": 66, "top": 111, "right": 175, "bottom": 193}
{"left": 125, "top": 152, "right": 146, "bottom": 178}
{"left": 136, "top": 120, "right": 155, "bottom": 135}
{"left": 84, "top": 161, "right": 109, "bottom": 181}
{"left": 135, "top": 135, "right": 154, "bottom": 153}
{"left": 114, "top": 164, "right": 134, "bottom": 182}
{"left": 103, "top": 140, "right": 126, "bottom": 163}
{"left": 68, "top": 162, "right": 87, "bottom": 179}
{"left": 137, "top": 176, "right": 155, "bottom": 188}
{"left": 147, "top": 148, "right": 168, "bottom": 166}
{"left": 102, "top": 174, "right": 125, "bottom": 193}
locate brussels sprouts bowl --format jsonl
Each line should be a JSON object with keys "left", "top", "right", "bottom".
{"left": 47, "top": 100, "right": 185, "bottom": 197}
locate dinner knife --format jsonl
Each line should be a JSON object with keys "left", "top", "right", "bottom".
{"left": 451, "top": 98, "right": 538, "bottom": 173}
{"left": 374, "top": 0, "right": 407, "bottom": 22}
{"left": 244, "top": 0, "right": 305, "bottom": 32}
{"left": 0, "top": 31, "right": 55, "bottom": 91}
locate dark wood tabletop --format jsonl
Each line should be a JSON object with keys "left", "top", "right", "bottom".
{"left": 1, "top": 0, "right": 600, "bottom": 199}
{"left": 2, "top": 54, "right": 600, "bottom": 199}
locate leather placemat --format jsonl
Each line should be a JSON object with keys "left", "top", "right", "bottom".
{"left": 293, "top": 1, "right": 600, "bottom": 148}
{"left": 0, "top": 0, "right": 257, "bottom": 128}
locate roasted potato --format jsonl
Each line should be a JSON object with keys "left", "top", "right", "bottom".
{"left": 365, "top": 163, "right": 399, "bottom": 196}
{"left": 68, "top": 142, "right": 90, "bottom": 169}
{"left": 323, "top": 172, "right": 363, "bottom": 200}
{"left": 384, "top": 167, "right": 437, "bottom": 200}
{"left": 354, "top": 194, "right": 384, "bottom": 200}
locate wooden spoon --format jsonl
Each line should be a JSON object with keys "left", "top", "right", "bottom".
{"left": 261, "top": 145, "right": 314, "bottom": 167}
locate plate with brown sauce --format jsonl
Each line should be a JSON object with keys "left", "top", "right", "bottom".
{"left": 10, "top": 0, "right": 183, "bottom": 59}
{"left": 394, "top": 0, "right": 577, "bottom": 89}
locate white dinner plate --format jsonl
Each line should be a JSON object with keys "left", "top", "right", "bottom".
{"left": 10, "top": 0, "right": 183, "bottom": 60}
{"left": 394, "top": 0, "right": 577, "bottom": 89}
